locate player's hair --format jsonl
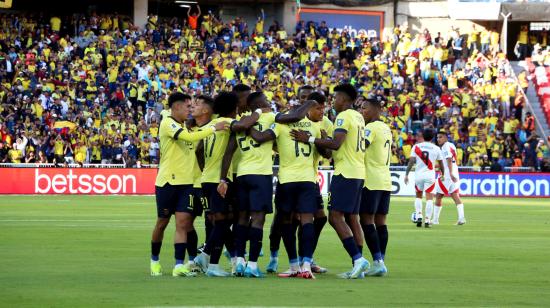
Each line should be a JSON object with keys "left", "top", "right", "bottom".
{"left": 307, "top": 92, "right": 326, "bottom": 105}
{"left": 196, "top": 95, "right": 215, "bottom": 111}
{"left": 233, "top": 84, "right": 251, "bottom": 93}
{"left": 168, "top": 92, "right": 191, "bottom": 108}
{"left": 214, "top": 91, "right": 238, "bottom": 117}
{"left": 334, "top": 83, "right": 358, "bottom": 102}
{"left": 247, "top": 91, "right": 264, "bottom": 107}
{"left": 422, "top": 128, "right": 435, "bottom": 141}
{"left": 298, "top": 85, "right": 315, "bottom": 95}
{"left": 365, "top": 97, "right": 382, "bottom": 109}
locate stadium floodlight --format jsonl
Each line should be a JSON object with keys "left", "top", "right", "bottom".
{"left": 175, "top": 1, "right": 197, "bottom": 4}
{"left": 179, "top": 4, "right": 190, "bottom": 7}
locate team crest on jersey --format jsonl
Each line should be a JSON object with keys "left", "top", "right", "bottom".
{"left": 270, "top": 123, "right": 276, "bottom": 130}
{"left": 171, "top": 123, "right": 178, "bottom": 129}
{"left": 365, "top": 129, "right": 371, "bottom": 137}
{"left": 336, "top": 119, "right": 344, "bottom": 126}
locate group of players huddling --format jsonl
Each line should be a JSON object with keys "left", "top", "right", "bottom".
{"left": 149, "top": 83, "right": 465, "bottom": 279}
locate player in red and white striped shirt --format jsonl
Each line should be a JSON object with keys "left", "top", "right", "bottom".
{"left": 405, "top": 129, "right": 444, "bottom": 227}
{"left": 434, "top": 130, "right": 466, "bottom": 225}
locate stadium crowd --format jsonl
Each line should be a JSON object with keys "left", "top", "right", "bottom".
{"left": 0, "top": 9, "right": 548, "bottom": 171}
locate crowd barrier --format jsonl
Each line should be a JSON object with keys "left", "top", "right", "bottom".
{"left": 0, "top": 167, "right": 548, "bottom": 197}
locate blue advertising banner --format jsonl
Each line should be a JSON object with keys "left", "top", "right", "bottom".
{"left": 298, "top": 8, "right": 384, "bottom": 38}
{"left": 456, "top": 173, "right": 550, "bottom": 198}
{"left": 273, "top": 169, "right": 550, "bottom": 198}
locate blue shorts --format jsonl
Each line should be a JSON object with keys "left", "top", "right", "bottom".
{"left": 202, "top": 183, "right": 231, "bottom": 214}
{"left": 155, "top": 184, "right": 193, "bottom": 218}
{"left": 236, "top": 175, "right": 273, "bottom": 213}
{"left": 328, "top": 175, "right": 364, "bottom": 214}
{"left": 316, "top": 189, "right": 324, "bottom": 210}
{"left": 276, "top": 182, "right": 318, "bottom": 214}
{"left": 191, "top": 188, "right": 206, "bottom": 217}
{"left": 360, "top": 187, "right": 391, "bottom": 215}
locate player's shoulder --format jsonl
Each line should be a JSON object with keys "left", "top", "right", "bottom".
{"left": 444, "top": 141, "right": 455, "bottom": 149}
{"left": 264, "top": 110, "right": 276, "bottom": 117}
{"left": 160, "top": 109, "right": 171, "bottom": 119}
{"left": 212, "top": 116, "right": 232, "bottom": 124}
{"left": 322, "top": 116, "right": 333, "bottom": 126}
{"left": 366, "top": 120, "right": 389, "bottom": 131}
{"left": 162, "top": 115, "right": 180, "bottom": 128}
{"left": 236, "top": 111, "right": 252, "bottom": 120}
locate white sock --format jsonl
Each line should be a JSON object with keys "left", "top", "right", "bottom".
{"left": 457, "top": 204, "right": 465, "bottom": 220}
{"left": 302, "top": 261, "right": 311, "bottom": 272}
{"left": 188, "top": 260, "right": 195, "bottom": 265}
{"left": 434, "top": 205, "right": 442, "bottom": 222}
{"left": 247, "top": 261, "right": 258, "bottom": 270}
{"left": 425, "top": 200, "right": 434, "bottom": 222}
{"left": 237, "top": 257, "right": 246, "bottom": 265}
{"left": 207, "top": 263, "right": 219, "bottom": 271}
{"left": 231, "top": 257, "right": 237, "bottom": 264}
{"left": 415, "top": 198, "right": 423, "bottom": 216}
{"left": 151, "top": 259, "right": 159, "bottom": 264}
{"left": 175, "top": 263, "right": 184, "bottom": 268}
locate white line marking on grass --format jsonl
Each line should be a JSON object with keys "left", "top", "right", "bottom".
{"left": 0, "top": 219, "right": 151, "bottom": 222}
{"left": 2, "top": 199, "right": 71, "bottom": 202}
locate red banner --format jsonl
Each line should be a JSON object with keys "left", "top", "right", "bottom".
{"left": 0, "top": 168, "right": 157, "bottom": 195}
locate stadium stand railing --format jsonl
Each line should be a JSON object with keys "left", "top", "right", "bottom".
{"left": 0, "top": 163, "right": 535, "bottom": 173}
{"left": 522, "top": 58, "right": 550, "bottom": 142}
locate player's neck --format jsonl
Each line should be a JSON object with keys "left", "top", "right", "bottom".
{"left": 195, "top": 114, "right": 211, "bottom": 127}
{"left": 337, "top": 105, "right": 352, "bottom": 114}
{"left": 367, "top": 115, "right": 381, "bottom": 124}
{"left": 306, "top": 114, "right": 319, "bottom": 122}
{"left": 170, "top": 113, "right": 185, "bottom": 123}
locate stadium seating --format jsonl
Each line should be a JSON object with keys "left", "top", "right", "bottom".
{"left": 527, "top": 58, "right": 550, "bottom": 126}
{"left": 0, "top": 12, "right": 548, "bottom": 170}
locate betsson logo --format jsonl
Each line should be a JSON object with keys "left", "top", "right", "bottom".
{"left": 34, "top": 169, "right": 137, "bottom": 194}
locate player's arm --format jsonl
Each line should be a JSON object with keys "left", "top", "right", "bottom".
{"left": 447, "top": 157, "right": 457, "bottom": 182}
{"left": 291, "top": 129, "right": 345, "bottom": 150}
{"left": 195, "top": 140, "right": 205, "bottom": 171}
{"left": 172, "top": 121, "right": 228, "bottom": 142}
{"left": 405, "top": 145, "right": 416, "bottom": 182}
{"left": 217, "top": 134, "right": 237, "bottom": 198}
{"left": 274, "top": 100, "right": 317, "bottom": 124}
{"left": 316, "top": 129, "right": 332, "bottom": 159}
{"left": 230, "top": 111, "right": 262, "bottom": 133}
{"left": 249, "top": 127, "right": 275, "bottom": 144}
{"left": 404, "top": 158, "right": 415, "bottom": 185}
{"left": 438, "top": 159, "right": 445, "bottom": 179}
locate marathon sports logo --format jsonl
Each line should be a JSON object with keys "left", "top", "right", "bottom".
{"left": 34, "top": 169, "right": 137, "bottom": 194}
{"left": 458, "top": 175, "right": 549, "bottom": 197}
{"left": 391, "top": 171, "right": 550, "bottom": 197}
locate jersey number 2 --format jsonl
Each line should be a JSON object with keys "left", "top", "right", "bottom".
{"left": 384, "top": 140, "right": 391, "bottom": 166}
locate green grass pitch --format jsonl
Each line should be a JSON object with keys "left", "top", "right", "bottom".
{"left": 1, "top": 195, "right": 549, "bottom": 307}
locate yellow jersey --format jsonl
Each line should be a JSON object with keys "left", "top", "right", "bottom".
{"left": 155, "top": 116, "right": 215, "bottom": 186}
{"left": 190, "top": 126, "right": 203, "bottom": 189}
{"left": 201, "top": 117, "right": 234, "bottom": 183}
{"left": 235, "top": 112, "right": 276, "bottom": 176}
{"left": 333, "top": 109, "right": 365, "bottom": 179}
{"left": 270, "top": 117, "right": 321, "bottom": 184}
{"left": 54, "top": 140, "right": 64, "bottom": 155}
{"left": 364, "top": 120, "right": 392, "bottom": 191}
{"left": 314, "top": 116, "right": 334, "bottom": 172}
